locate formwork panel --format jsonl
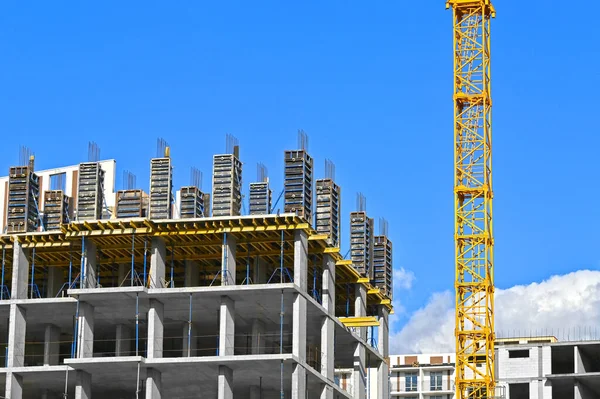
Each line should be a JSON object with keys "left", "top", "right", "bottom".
{"left": 7, "top": 165, "right": 40, "bottom": 233}
{"left": 116, "top": 189, "right": 146, "bottom": 218}
{"left": 212, "top": 154, "right": 242, "bottom": 217}
{"left": 180, "top": 186, "right": 207, "bottom": 218}
{"left": 76, "top": 162, "right": 105, "bottom": 221}
{"left": 315, "top": 179, "right": 341, "bottom": 247}
{"left": 350, "top": 211, "right": 374, "bottom": 279}
{"left": 43, "top": 190, "right": 70, "bottom": 230}
{"left": 373, "top": 235, "right": 392, "bottom": 299}
{"left": 149, "top": 157, "right": 173, "bottom": 219}
{"left": 249, "top": 181, "right": 271, "bottom": 215}
{"left": 284, "top": 150, "right": 313, "bottom": 222}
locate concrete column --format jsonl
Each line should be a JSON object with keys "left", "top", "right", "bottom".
{"left": 219, "top": 296, "right": 235, "bottom": 356}
{"left": 575, "top": 380, "right": 594, "bottom": 399}
{"left": 253, "top": 256, "right": 269, "bottom": 284}
{"left": 146, "top": 368, "right": 162, "bottom": 399}
{"left": 7, "top": 304, "right": 26, "bottom": 368}
{"left": 294, "top": 230, "right": 308, "bottom": 291}
{"left": 251, "top": 319, "right": 266, "bottom": 355}
{"left": 182, "top": 322, "right": 198, "bottom": 357}
{"left": 82, "top": 238, "right": 97, "bottom": 289}
{"left": 77, "top": 303, "right": 94, "bottom": 358}
{"left": 150, "top": 237, "right": 166, "bottom": 288}
{"left": 5, "top": 372, "right": 23, "bottom": 399}
{"left": 11, "top": 242, "right": 29, "bottom": 299}
{"left": 184, "top": 260, "right": 200, "bottom": 287}
{"left": 221, "top": 233, "right": 237, "bottom": 286}
{"left": 44, "top": 324, "right": 61, "bottom": 365}
{"left": 147, "top": 299, "right": 164, "bottom": 358}
{"left": 249, "top": 386, "right": 261, "bottom": 399}
{"left": 355, "top": 284, "right": 367, "bottom": 339}
{"left": 321, "top": 254, "right": 335, "bottom": 397}
{"left": 291, "top": 364, "right": 307, "bottom": 399}
{"left": 377, "top": 307, "right": 390, "bottom": 399}
{"left": 47, "top": 267, "right": 64, "bottom": 298}
{"left": 293, "top": 294, "right": 307, "bottom": 360}
{"left": 353, "top": 341, "right": 366, "bottom": 399}
{"left": 118, "top": 264, "right": 127, "bottom": 287}
{"left": 75, "top": 370, "right": 92, "bottom": 399}
{"left": 322, "top": 254, "right": 335, "bottom": 315}
{"left": 218, "top": 365, "right": 233, "bottom": 399}
{"left": 115, "top": 324, "right": 132, "bottom": 356}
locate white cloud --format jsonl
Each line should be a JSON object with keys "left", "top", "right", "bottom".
{"left": 390, "top": 270, "right": 600, "bottom": 354}
{"left": 394, "top": 267, "right": 416, "bottom": 290}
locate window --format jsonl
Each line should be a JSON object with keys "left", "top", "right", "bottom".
{"left": 430, "top": 371, "right": 443, "bottom": 391}
{"left": 509, "top": 383, "right": 530, "bottom": 399}
{"left": 509, "top": 349, "right": 530, "bottom": 358}
{"left": 405, "top": 372, "right": 418, "bottom": 391}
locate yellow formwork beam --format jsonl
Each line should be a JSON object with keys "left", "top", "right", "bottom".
{"left": 338, "top": 316, "right": 379, "bottom": 328}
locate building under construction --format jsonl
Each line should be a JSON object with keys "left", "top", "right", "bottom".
{"left": 0, "top": 138, "right": 393, "bottom": 399}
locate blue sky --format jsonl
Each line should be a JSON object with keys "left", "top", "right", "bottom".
{"left": 1, "top": 1, "right": 599, "bottom": 334}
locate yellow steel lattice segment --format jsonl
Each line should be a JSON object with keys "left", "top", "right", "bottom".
{"left": 448, "top": 1, "right": 495, "bottom": 398}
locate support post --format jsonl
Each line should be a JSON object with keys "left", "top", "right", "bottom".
{"left": 82, "top": 238, "right": 97, "bottom": 289}
{"left": 75, "top": 370, "right": 92, "bottom": 399}
{"left": 11, "top": 242, "right": 29, "bottom": 299}
{"left": 219, "top": 296, "right": 235, "bottom": 356}
{"left": 147, "top": 299, "right": 164, "bottom": 358}
{"left": 182, "top": 322, "right": 197, "bottom": 357}
{"left": 149, "top": 237, "right": 166, "bottom": 288}
{"left": 218, "top": 365, "right": 233, "bottom": 399}
{"left": 115, "top": 324, "right": 132, "bottom": 356}
{"left": 76, "top": 303, "right": 94, "bottom": 358}
{"left": 145, "top": 368, "right": 162, "bottom": 399}
{"left": 294, "top": 230, "right": 308, "bottom": 291}
{"left": 44, "top": 324, "right": 61, "bottom": 365}
{"left": 221, "top": 233, "right": 237, "bottom": 286}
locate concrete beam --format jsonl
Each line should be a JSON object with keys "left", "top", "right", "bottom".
{"left": 293, "top": 294, "right": 307, "bottom": 361}
{"left": 44, "top": 324, "right": 61, "bottom": 365}
{"left": 150, "top": 237, "right": 166, "bottom": 288}
{"left": 77, "top": 302, "right": 94, "bottom": 358}
{"left": 221, "top": 233, "right": 237, "bottom": 286}
{"left": 11, "top": 242, "right": 29, "bottom": 299}
{"left": 82, "top": 238, "right": 97, "bottom": 289}
{"left": 291, "top": 363, "right": 307, "bottom": 399}
{"left": 219, "top": 296, "right": 235, "bottom": 356}
{"left": 75, "top": 370, "right": 92, "bottom": 399}
{"left": 5, "top": 372, "right": 23, "bottom": 399}
{"left": 294, "top": 230, "right": 308, "bottom": 291}
{"left": 146, "top": 368, "right": 162, "bottom": 399}
{"left": 218, "top": 365, "right": 233, "bottom": 399}
{"left": 184, "top": 260, "right": 200, "bottom": 287}
{"left": 7, "top": 304, "right": 26, "bottom": 368}
{"left": 115, "top": 324, "right": 132, "bottom": 356}
{"left": 147, "top": 299, "right": 164, "bottom": 358}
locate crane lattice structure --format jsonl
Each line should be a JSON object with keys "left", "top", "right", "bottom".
{"left": 447, "top": 0, "right": 496, "bottom": 398}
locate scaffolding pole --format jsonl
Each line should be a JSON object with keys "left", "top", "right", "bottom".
{"left": 188, "top": 293, "right": 193, "bottom": 357}
{"left": 131, "top": 232, "right": 135, "bottom": 287}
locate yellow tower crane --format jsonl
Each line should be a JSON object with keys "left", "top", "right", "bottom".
{"left": 446, "top": 1, "right": 496, "bottom": 398}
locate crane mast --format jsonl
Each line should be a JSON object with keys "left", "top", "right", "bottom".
{"left": 447, "top": 1, "right": 496, "bottom": 398}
